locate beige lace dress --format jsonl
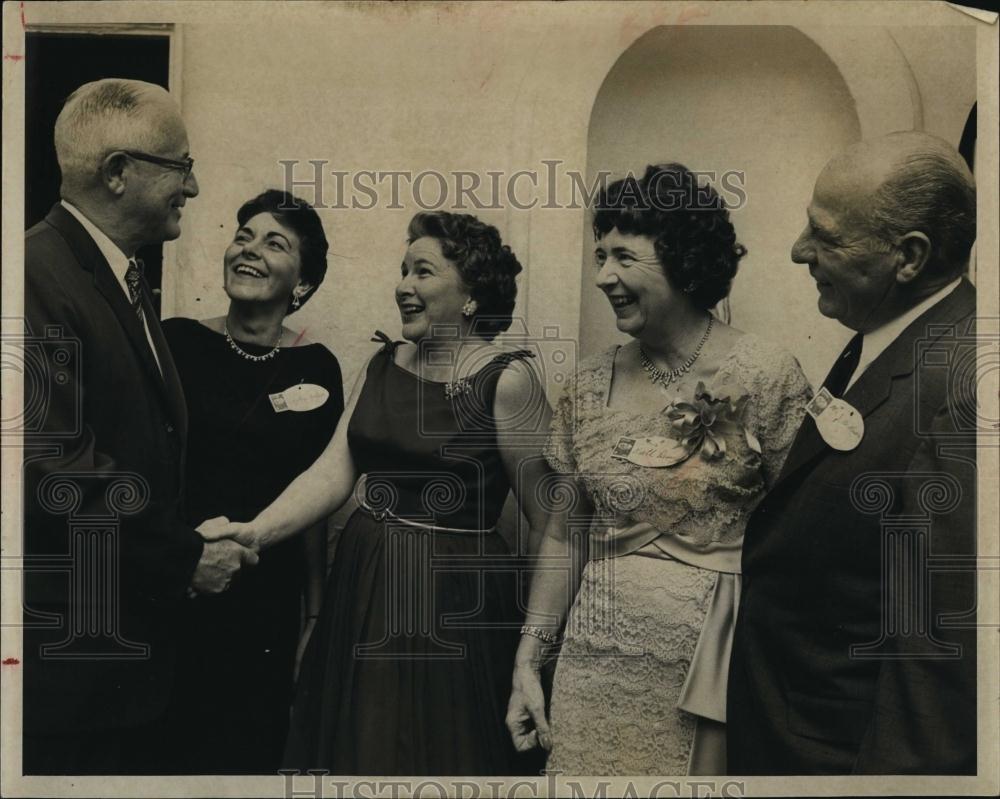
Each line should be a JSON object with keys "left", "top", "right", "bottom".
{"left": 543, "top": 334, "right": 811, "bottom": 776}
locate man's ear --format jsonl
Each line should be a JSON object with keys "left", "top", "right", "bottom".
{"left": 894, "top": 231, "right": 932, "bottom": 284}
{"left": 100, "top": 152, "right": 129, "bottom": 196}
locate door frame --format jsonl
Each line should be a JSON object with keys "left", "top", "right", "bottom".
{"left": 24, "top": 22, "right": 183, "bottom": 317}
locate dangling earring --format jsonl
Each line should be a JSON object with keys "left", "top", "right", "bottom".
{"left": 462, "top": 299, "right": 478, "bottom": 318}
{"left": 291, "top": 286, "right": 310, "bottom": 311}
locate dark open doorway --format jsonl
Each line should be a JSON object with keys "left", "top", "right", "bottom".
{"left": 959, "top": 102, "right": 976, "bottom": 173}
{"left": 25, "top": 31, "right": 171, "bottom": 312}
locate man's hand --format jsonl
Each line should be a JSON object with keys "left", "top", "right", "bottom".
{"left": 190, "top": 539, "right": 259, "bottom": 595}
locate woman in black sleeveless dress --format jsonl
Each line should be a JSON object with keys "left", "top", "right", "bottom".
{"left": 162, "top": 190, "right": 343, "bottom": 773}
{"left": 202, "top": 211, "right": 552, "bottom": 775}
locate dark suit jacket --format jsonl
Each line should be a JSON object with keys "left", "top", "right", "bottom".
{"left": 23, "top": 203, "right": 204, "bottom": 736}
{"left": 728, "top": 280, "right": 977, "bottom": 775}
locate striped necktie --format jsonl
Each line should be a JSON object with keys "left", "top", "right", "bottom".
{"left": 125, "top": 257, "right": 145, "bottom": 324}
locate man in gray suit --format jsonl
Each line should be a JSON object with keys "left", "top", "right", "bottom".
{"left": 728, "top": 131, "right": 977, "bottom": 774}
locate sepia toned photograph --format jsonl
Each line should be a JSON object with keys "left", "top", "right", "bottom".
{"left": 2, "top": 1, "right": 997, "bottom": 797}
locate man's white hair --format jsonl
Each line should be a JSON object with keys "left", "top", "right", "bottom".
{"left": 866, "top": 131, "right": 976, "bottom": 278}
{"left": 54, "top": 78, "right": 174, "bottom": 191}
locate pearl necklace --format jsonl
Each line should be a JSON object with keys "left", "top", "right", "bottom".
{"left": 224, "top": 324, "right": 282, "bottom": 363}
{"left": 639, "top": 316, "right": 714, "bottom": 388}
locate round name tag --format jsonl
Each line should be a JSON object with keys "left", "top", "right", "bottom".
{"left": 813, "top": 397, "right": 864, "bottom": 451}
{"left": 269, "top": 383, "right": 329, "bottom": 413}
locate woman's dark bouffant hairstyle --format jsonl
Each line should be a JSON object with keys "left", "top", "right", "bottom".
{"left": 592, "top": 163, "right": 746, "bottom": 310}
{"left": 406, "top": 211, "right": 522, "bottom": 340}
{"left": 236, "top": 189, "right": 329, "bottom": 314}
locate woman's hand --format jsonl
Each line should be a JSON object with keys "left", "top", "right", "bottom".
{"left": 196, "top": 516, "right": 260, "bottom": 551}
{"left": 506, "top": 661, "right": 552, "bottom": 753}
{"left": 195, "top": 515, "right": 230, "bottom": 537}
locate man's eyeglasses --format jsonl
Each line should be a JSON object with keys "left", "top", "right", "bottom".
{"left": 122, "top": 150, "right": 195, "bottom": 178}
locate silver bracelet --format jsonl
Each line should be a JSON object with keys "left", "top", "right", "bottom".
{"left": 521, "top": 624, "right": 560, "bottom": 644}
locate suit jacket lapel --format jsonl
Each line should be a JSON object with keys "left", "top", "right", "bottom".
{"left": 92, "top": 261, "right": 168, "bottom": 388}
{"left": 140, "top": 282, "right": 188, "bottom": 441}
{"left": 44, "top": 204, "right": 177, "bottom": 421}
{"left": 771, "top": 279, "right": 976, "bottom": 489}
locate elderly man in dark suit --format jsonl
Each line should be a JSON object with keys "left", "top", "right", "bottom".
{"left": 728, "top": 131, "right": 977, "bottom": 775}
{"left": 23, "top": 78, "right": 258, "bottom": 774}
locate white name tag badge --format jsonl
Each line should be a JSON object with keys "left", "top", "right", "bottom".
{"left": 612, "top": 435, "right": 689, "bottom": 468}
{"left": 269, "top": 383, "right": 329, "bottom": 413}
{"left": 806, "top": 387, "right": 864, "bottom": 451}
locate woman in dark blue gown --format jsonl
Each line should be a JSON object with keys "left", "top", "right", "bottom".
{"left": 203, "top": 211, "right": 552, "bottom": 775}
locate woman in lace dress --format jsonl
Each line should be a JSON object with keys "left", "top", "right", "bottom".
{"left": 506, "top": 164, "right": 812, "bottom": 775}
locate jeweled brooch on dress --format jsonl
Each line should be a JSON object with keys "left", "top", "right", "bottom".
{"left": 444, "top": 377, "right": 474, "bottom": 400}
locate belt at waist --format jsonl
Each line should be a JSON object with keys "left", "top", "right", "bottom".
{"left": 588, "top": 521, "right": 742, "bottom": 574}
{"left": 359, "top": 500, "right": 497, "bottom": 535}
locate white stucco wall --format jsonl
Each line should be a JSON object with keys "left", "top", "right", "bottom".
{"left": 162, "top": 9, "right": 975, "bottom": 395}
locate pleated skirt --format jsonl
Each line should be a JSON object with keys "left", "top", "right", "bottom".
{"left": 284, "top": 508, "right": 543, "bottom": 776}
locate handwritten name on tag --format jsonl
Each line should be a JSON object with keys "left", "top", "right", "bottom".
{"left": 612, "top": 435, "right": 690, "bottom": 468}
{"left": 269, "top": 383, "right": 329, "bottom": 413}
{"left": 806, "top": 387, "right": 864, "bottom": 451}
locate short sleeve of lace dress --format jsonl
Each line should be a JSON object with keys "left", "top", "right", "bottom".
{"left": 543, "top": 372, "right": 579, "bottom": 475}
{"left": 743, "top": 343, "right": 814, "bottom": 489}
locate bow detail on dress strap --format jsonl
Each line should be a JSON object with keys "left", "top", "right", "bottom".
{"left": 370, "top": 330, "right": 396, "bottom": 352}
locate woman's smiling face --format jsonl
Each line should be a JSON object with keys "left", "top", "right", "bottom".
{"left": 594, "top": 228, "right": 685, "bottom": 339}
{"left": 223, "top": 212, "right": 307, "bottom": 309}
{"left": 395, "top": 236, "right": 470, "bottom": 342}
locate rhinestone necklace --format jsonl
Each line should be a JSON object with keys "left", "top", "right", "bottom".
{"left": 639, "top": 315, "right": 714, "bottom": 388}
{"left": 224, "top": 324, "right": 282, "bottom": 363}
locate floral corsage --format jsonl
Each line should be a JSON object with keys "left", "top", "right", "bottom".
{"left": 665, "top": 381, "right": 762, "bottom": 462}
